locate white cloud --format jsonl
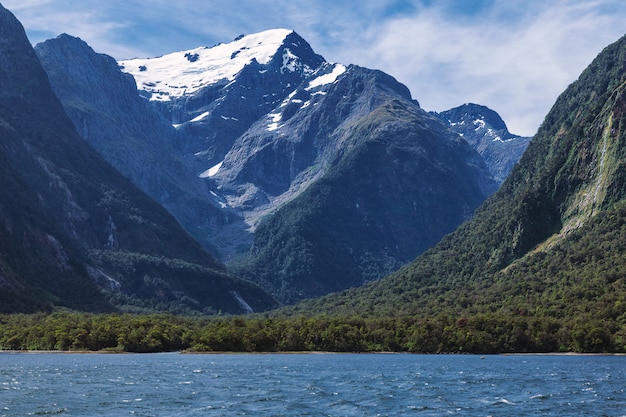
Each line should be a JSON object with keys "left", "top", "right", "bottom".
{"left": 3, "top": 0, "right": 626, "bottom": 135}
{"left": 2, "top": 0, "right": 53, "bottom": 9}
{"left": 2, "top": 1, "right": 140, "bottom": 56}
{"left": 333, "top": 0, "right": 626, "bottom": 135}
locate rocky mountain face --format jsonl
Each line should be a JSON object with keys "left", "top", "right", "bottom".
{"left": 289, "top": 33, "right": 626, "bottom": 323}
{"left": 35, "top": 35, "right": 230, "bottom": 255}
{"left": 0, "top": 5, "right": 275, "bottom": 314}
{"left": 35, "top": 27, "right": 502, "bottom": 305}
{"left": 433, "top": 103, "right": 531, "bottom": 183}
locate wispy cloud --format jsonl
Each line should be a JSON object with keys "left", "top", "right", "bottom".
{"left": 3, "top": 1, "right": 139, "bottom": 56}
{"left": 3, "top": 0, "right": 626, "bottom": 135}
{"left": 331, "top": 0, "right": 626, "bottom": 135}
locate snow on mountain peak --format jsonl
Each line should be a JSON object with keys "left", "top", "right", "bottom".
{"left": 119, "top": 29, "right": 295, "bottom": 101}
{"left": 306, "top": 63, "right": 346, "bottom": 90}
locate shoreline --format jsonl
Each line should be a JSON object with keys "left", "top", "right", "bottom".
{"left": 2, "top": 349, "right": 626, "bottom": 356}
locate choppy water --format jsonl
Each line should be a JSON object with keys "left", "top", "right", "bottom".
{"left": 1, "top": 352, "right": 625, "bottom": 416}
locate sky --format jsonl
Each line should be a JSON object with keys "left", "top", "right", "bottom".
{"left": 3, "top": 0, "right": 626, "bottom": 136}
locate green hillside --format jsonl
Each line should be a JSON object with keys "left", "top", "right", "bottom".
{"left": 281, "top": 34, "right": 626, "bottom": 332}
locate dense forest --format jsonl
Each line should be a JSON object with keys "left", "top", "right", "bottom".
{"left": 0, "top": 311, "right": 621, "bottom": 354}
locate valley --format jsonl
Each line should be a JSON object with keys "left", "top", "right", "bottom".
{"left": 1, "top": 3, "right": 625, "bottom": 354}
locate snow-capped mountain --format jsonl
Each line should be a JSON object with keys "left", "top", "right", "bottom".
{"left": 38, "top": 28, "right": 503, "bottom": 304}
{"left": 117, "top": 29, "right": 357, "bottom": 256}
{"left": 119, "top": 29, "right": 326, "bottom": 173}
{"left": 121, "top": 29, "right": 314, "bottom": 102}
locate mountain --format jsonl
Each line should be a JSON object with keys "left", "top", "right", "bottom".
{"left": 119, "top": 29, "right": 325, "bottom": 172}
{"left": 226, "top": 66, "right": 497, "bottom": 303}
{"left": 433, "top": 103, "right": 531, "bottom": 183}
{"left": 119, "top": 30, "right": 499, "bottom": 303}
{"left": 36, "top": 28, "right": 498, "bottom": 304}
{"left": 36, "top": 29, "right": 328, "bottom": 258}
{"left": 0, "top": 5, "right": 275, "bottom": 314}
{"left": 35, "top": 34, "right": 231, "bottom": 254}
{"left": 118, "top": 30, "right": 331, "bottom": 257}
{"left": 286, "top": 33, "right": 626, "bottom": 336}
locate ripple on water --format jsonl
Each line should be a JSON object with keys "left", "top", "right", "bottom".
{"left": 1, "top": 353, "right": 626, "bottom": 416}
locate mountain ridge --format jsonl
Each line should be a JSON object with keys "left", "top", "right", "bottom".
{"left": 35, "top": 34, "right": 230, "bottom": 254}
{"left": 120, "top": 29, "right": 326, "bottom": 171}
{"left": 230, "top": 66, "right": 498, "bottom": 303}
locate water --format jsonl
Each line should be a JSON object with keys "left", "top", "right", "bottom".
{"left": 1, "top": 352, "right": 625, "bottom": 416}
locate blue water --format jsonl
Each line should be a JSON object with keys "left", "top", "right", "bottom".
{"left": 1, "top": 353, "right": 625, "bottom": 416}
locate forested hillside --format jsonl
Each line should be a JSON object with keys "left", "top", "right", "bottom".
{"left": 280, "top": 33, "right": 626, "bottom": 337}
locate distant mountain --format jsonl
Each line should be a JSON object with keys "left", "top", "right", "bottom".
{"left": 40, "top": 29, "right": 328, "bottom": 258}
{"left": 287, "top": 33, "right": 626, "bottom": 338}
{"left": 433, "top": 103, "right": 531, "bottom": 183}
{"left": 36, "top": 27, "right": 499, "bottom": 305}
{"left": 0, "top": 5, "right": 275, "bottom": 314}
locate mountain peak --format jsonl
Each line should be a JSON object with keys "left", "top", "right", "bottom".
{"left": 437, "top": 103, "right": 509, "bottom": 133}
{"left": 118, "top": 28, "right": 321, "bottom": 102}
{"left": 433, "top": 103, "right": 531, "bottom": 184}
{"left": 0, "top": 4, "right": 56, "bottom": 100}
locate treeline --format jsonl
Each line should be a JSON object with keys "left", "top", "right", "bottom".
{"left": 0, "top": 312, "right": 623, "bottom": 354}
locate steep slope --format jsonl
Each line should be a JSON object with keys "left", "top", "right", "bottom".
{"left": 35, "top": 34, "right": 231, "bottom": 254}
{"left": 433, "top": 103, "right": 531, "bottom": 183}
{"left": 0, "top": 5, "right": 274, "bottom": 314}
{"left": 228, "top": 66, "right": 497, "bottom": 303}
{"left": 286, "top": 33, "right": 626, "bottom": 323}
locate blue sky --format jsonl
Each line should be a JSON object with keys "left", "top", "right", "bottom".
{"left": 4, "top": 0, "right": 626, "bottom": 136}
